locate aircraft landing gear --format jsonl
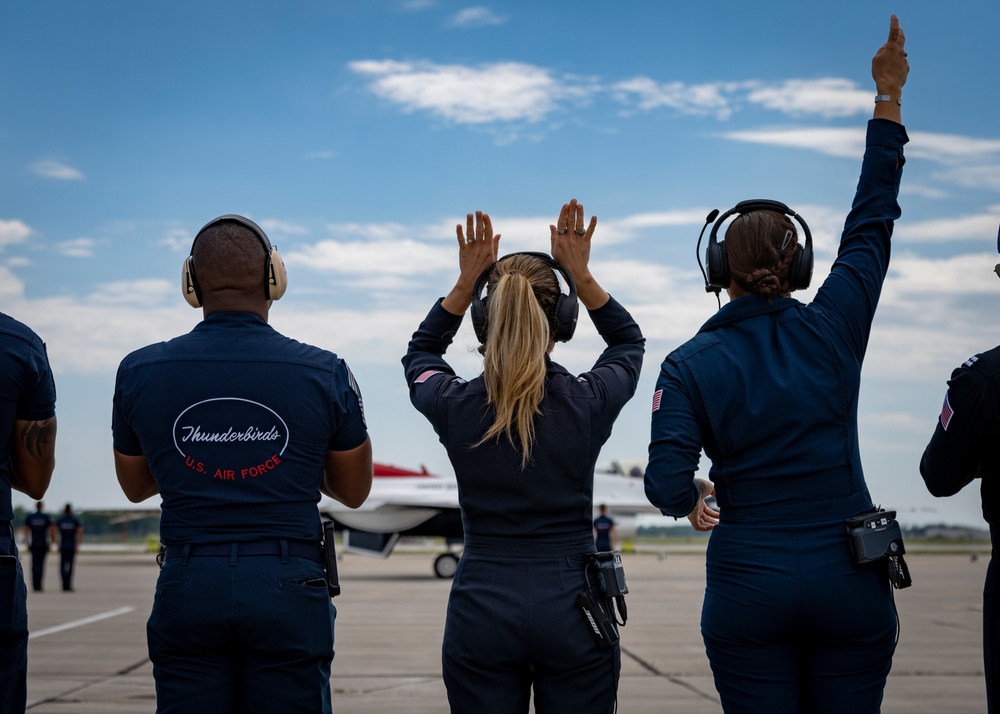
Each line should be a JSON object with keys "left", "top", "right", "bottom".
{"left": 434, "top": 552, "right": 460, "bottom": 579}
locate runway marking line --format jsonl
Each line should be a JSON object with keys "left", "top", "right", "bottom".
{"left": 28, "top": 606, "right": 135, "bottom": 639}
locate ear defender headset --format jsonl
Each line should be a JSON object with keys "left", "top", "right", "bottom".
{"left": 470, "top": 251, "right": 579, "bottom": 344}
{"left": 696, "top": 199, "right": 814, "bottom": 295}
{"left": 181, "top": 214, "right": 288, "bottom": 308}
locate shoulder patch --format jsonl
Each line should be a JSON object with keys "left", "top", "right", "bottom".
{"left": 964, "top": 355, "right": 979, "bottom": 368}
{"left": 939, "top": 391, "right": 954, "bottom": 431}
{"left": 344, "top": 361, "right": 366, "bottom": 429}
{"left": 415, "top": 370, "right": 443, "bottom": 384}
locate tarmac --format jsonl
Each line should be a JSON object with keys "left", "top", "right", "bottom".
{"left": 19, "top": 547, "right": 991, "bottom": 713}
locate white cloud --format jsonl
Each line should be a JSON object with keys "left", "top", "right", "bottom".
{"left": 0, "top": 219, "right": 32, "bottom": 249}
{"left": 894, "top": 208, "right": 1000, "bottom": 244}
{"left": 349, "top": 60, "right": 594, "bottom": 124}
{"left": 55, "top": 237, "right": 99, "bottom": 258}
{"left": 0, "top": 266, "right": 25, "bottom": 301}
{"left": 612, "top": 77, "right": 733, "bottom": 119}
{"left": 259, "top": 219, "right": 311, "bottom": 238}
{"left": 907, "top": 130, "right": 1000, "bottom": 163}
{"left": 721, "top": 127, "right": 865, "bottom": 159}
{"left": 743, "top": 78, "right": 871, "bottom": 119}
{"left": 284, "top": 238, "right": 455, "bottom": 277}
{"left": 449, "top": 6, "right": 506, "bottom": 28}
{"left": 159, "top": 228, "right": 194, "bottom": 253}
{"left": 30, "top": 160, "right": 85, "bottom": 181}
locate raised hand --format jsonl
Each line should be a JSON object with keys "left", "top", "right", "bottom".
{"left": 550, "top": 199, "right": 608, "bottom": 310}
{"left": 872, "top": 15, "right": 908, "bottom": 124}
{"left": 441, "top": 210, "right": 500, "bottom": 316}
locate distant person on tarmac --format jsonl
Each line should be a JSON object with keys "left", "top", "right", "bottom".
{"left": 56, "top": 503, "right": 82, "bottom": 592}
{"left": 23, "top": 500, "right": 53, "bottom": 592}
{"left": 593, "top": 504, "right": 618, "bottom": 552}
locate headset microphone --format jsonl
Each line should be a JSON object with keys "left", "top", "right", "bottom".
{"left": 696, "top": 209, "right": 721, "bottom": 296}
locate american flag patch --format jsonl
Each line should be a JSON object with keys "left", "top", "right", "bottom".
{"left": 415, "top": 370, "right": 442, "bottom": 384}
{"left": 651, "top": 389, "right": 663, "bottom": 413}
{"left": 940, "top": 392, "right": 955, "bottom": 431}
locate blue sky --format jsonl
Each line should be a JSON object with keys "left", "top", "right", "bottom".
{"left": 3, "top": 1, "right": 999, "bottom": 526}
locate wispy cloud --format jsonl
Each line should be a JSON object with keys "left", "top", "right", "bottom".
{"left": 259, "top": 219, "right": 311, "bottom": 238}
{"left": 0, "top": 219, "right": 32, "bottom": 249}
{"left": 612, "top": 78, "right": 734, "bottom": 119}
{"left": 895, "top": 208, "right": 1000, "bottom": 244}
{"left": 743, "top": 78, "right": 871, "bottom": 118}
{"left": 449, "top": 6, "right": 506, "bottom": 28}
{"left": 349, "top": 60, "right": 595, "bottom": 125}
{"left": 720, "top": 127, "right": 865, "bottom": 159}
{"left": 54, "top": 237, "right": 99, "bottom": 258}
{"left": 30, "top": 160, "right": 85, "bottom": 181}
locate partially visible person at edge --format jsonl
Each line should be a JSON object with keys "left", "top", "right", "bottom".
{"left": 919, "top": 229, "right": 1000, "bottom": 713}
{"left": 593, "top": 504, "right": 618, "bottom": 552}
{"left": 23, "top": 499, "right": 53, "bottom": 592}
{"left": 1, "top": 312, "right": 57, "bottom": 712}
{"left": 403, "top": 200, "right": 645, "bottom": 713}
{"left": 56, "top": 503, "right": 82, "bottom": 592}
{"left": 644, "top": 16, "right": 909, "bottom": 713}
{"left": 112, "top": 214, "right": 372, "bottom": 714}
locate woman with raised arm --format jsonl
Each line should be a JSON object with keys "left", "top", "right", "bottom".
{"left": 403, "top": 200, "right": 644, "bottom": 713}
{"left": 644, "top": 16, "right": 910, "bottom": 713}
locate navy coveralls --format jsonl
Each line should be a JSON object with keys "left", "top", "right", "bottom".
{"left": 404, "top": 295, "right": 644, "bottom": 714}
{"left": 113, "top": 311, "right": 368, "bottom": 714}
{"left": 0, "top": 313, "right": 56, "bottom": 712}
{"left": 56, "top": 513, "right": 81, "bottom": 591}
{"left": 645, "top": 119, "right": 908, "bottom": 713}
{"left": 921, "top": 346, "right": 1000, "bottom": 713}
{"left": 24, "top": 509, "right": 51, "bottom": 591}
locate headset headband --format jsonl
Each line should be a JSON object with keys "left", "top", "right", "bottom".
{"left": 470, "top": 251, "right": 579, "bottom": 343}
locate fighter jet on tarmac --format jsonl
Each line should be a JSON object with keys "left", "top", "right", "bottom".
{"left": 321, "top": 461, "right": 655, "bottom": 578}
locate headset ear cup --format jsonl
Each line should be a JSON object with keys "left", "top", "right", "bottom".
{"left": 182, "top": 257, "right": 202, "bottom": 308}
{"left": 789, "top": 242, "right": 814, "bottom": 290}
{"left": 706, "top": 239, "right": 730, "bottom": 290}
{"left": 552, "top": 294, "right": 579, "bottom": 342}
{"left": 267, "top": 248, "right": 288, "bottom": 300}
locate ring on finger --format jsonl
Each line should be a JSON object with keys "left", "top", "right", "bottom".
{"left": 574, "top": 229, "right": 586, "bottom": 236}
{"left": 557, "top": 229, "right": 567, "bottom": 235}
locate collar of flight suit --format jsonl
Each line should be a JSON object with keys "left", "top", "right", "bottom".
{"left": 697, "top": 293, "right": 803, "bottom": 334}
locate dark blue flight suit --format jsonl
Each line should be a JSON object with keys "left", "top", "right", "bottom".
{"left": 645, "top": 119, "right": 908, "bottom": 713}
{"left": 404, "top": 295, "right": 644, "bottom": 714}
{"left": 56, "top": 513, "right": 82, "bottom": 591}
{"left": 24, "top": 509, "right": 52, "bottom": 591}
{"left": 113, "top": 311, "right": 368, "bottom": 714}
{"left": 0, "top": 313, "right": 56, "bottom": 711}
{"left": 921, "top": 346, "right": 1000, "bottom": 713}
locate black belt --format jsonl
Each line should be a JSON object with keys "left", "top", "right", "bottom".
{"left": 164, "top": 540, "right": 322, "bottom": 563}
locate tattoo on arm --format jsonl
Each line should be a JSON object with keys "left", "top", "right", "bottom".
{"left": 19, "top": 419, "right": 56, "bottom": 460}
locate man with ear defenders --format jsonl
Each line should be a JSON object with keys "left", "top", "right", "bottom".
{"left": 112, "top": 214, "right": 372, "bottom": 713}
{"left": 919, "top": 230, "right": 1000, "bottom": 713}
{"left": 645, "top": 16, "right": 909, "bottom": 712}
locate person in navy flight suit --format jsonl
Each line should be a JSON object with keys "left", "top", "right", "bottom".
{"left": 23, "top": 499, "right": 54, "bottom": 592}
{"left": 593, "top": 504, "right": 617, "bottom": 552}
{"left": 644, "top": 16, "right": 909, "bottom": 713}
{"left": 920, "top": 233, "right": 1000, "bottom": 713}
{"left": 112, "top": 214, "right": 373, "bottom": 714}
{"left": 0, "top": 312, "right": 57, "bottom": 712}
{"left": 55, "top": 503, "right": 82, "bottom": 592}
{"left": 404, "top": 199, "right": 645, "bottom": 714}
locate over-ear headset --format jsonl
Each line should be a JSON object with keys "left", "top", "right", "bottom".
{"left": 182, "top": 214, "right": 288, "bottom": 308}
{"left": 470, "top": 251, "right": 579, "bottom": 344}
{"left": 698, "top": 199, "right": 814, "bottom": 295}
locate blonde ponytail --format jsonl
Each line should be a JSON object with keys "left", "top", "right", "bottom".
{"left": 478, "top": 255, "right": 559, "bottom": 469}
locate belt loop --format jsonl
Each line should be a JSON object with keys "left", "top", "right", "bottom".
{"left": 181, "top": 544, "right": 191, "bottom": 567}
{"left": 229, "top": 543, "right": 239, "bottom": 567}
{"left": 279, "top": 539, "right": 289, "bottom": 564}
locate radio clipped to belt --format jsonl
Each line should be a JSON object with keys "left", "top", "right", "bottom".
{"left": 321, "top": 519, "right": 341, "bottom": 598}
{"left": 577, "top": 551, "right": 629, "bottom": 648}
{"left": 846, "top": 508, "right": 912, "bottom": 589}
